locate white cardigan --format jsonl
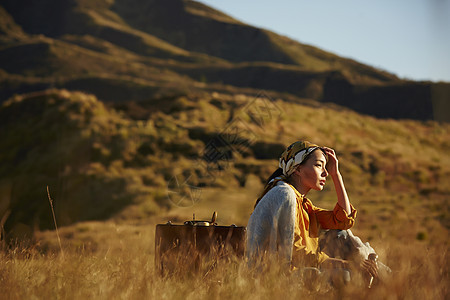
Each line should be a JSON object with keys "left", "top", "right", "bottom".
{"left": 246, "top": 181, "right": 296, "bottom": 266}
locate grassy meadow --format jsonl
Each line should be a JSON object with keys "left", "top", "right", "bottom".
{"left": 0, "top": 89, "right": 449, "bottom": 299}
{"left": 0, "top": 219, "right": 447, "bottom": 300}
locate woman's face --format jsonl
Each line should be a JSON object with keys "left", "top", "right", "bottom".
{"left": 293, "top": 150, "right": 328, "bottom": 193}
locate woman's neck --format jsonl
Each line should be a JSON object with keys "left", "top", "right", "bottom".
{"left": 287, "top": 176, "right": 310, "bottom": 197}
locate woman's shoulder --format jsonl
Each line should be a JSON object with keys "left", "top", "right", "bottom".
{"left": 249, "top": 181, "right": 297, "bottom": 225}
{"left": 262, "top": 181, "right": 296, "bottom": 204}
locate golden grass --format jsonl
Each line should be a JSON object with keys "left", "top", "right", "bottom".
{"left": 4, "top": 175, "right": 447, "bottom": 299}
{"left": 0, "top": 215, "right": 447, "bottom": 300}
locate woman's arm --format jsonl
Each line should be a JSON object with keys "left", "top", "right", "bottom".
{"left": 322, "top": 147, "right": 351, "bottom": 215}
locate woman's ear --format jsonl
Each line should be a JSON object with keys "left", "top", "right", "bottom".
{"left": 292, "top": 165, "right": 302, "bottom": 175}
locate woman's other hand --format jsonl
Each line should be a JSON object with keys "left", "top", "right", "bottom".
{"left": 361, "top": 258, "right": 379, "bottom": 278}
{"left": 361, "top": 258, "right": 379, "bottom": 288}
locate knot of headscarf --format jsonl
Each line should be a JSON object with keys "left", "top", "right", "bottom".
{"left": 279, "top": 141, "right": 320, "bottom": 177}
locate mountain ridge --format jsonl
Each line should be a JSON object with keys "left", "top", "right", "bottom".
{"left": 2, "top": 0, "right": 448, "bottom": 121}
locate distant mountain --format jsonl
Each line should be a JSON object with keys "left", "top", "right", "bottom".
{"left": 0, "top": 0, "right": 448, "bottom": 121}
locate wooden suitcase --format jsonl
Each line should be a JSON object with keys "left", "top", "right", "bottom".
{"left": 155, "top": 212, "right": 246, "bottom": 275}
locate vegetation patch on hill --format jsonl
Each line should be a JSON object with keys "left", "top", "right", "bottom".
{"left": 1, "top": 89, "right": 448, "bottom": 247}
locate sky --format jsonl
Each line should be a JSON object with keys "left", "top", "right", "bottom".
{"left": 196, "top": 0, "right": 450, "bottom": 82}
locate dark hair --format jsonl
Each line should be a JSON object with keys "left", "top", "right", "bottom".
{"left": 265, "top": 168, "right": 283, "bottom": 185}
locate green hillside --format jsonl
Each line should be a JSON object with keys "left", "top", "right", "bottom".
{"left": 0, "top": 89, "right": 194, "bottom": 236}
{"left": 1, "top": 89, "right": 448, "bottom": 245}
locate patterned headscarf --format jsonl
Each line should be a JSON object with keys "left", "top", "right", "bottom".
{"left": 279, "top": 141, "right": 320, "bottom": 177}
{"left": 254, "top": 141, "right": 321, "bottom": 209}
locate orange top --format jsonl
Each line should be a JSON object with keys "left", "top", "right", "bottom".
{"left": 286, "top": 182, "right": 357, "bottom": 268}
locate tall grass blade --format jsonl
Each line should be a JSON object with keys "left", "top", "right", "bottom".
{"left": 47, "top": 185, "right": 64, "bottom": 257}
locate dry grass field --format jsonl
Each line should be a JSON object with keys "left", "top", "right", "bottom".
{"left": 0, "top": 211, "right": 447, "bottom": 299}
{"left": 1, "top": 175, "right": 449, "bottom": 299}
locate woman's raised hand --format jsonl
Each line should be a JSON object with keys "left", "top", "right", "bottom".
{"left": 323, "top": 146, "right": 351, "bottom": 215}
{"left": 322, "top": 147, "right": 339, "bottom": 177}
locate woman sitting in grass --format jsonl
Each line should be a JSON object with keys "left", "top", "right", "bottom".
{"left": 246, "top": 141, "right": 378, "bottom": 285}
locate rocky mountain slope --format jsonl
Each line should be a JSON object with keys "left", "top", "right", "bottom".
{"left": 1, "top": 0, "right": 448, "bottom": 121}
